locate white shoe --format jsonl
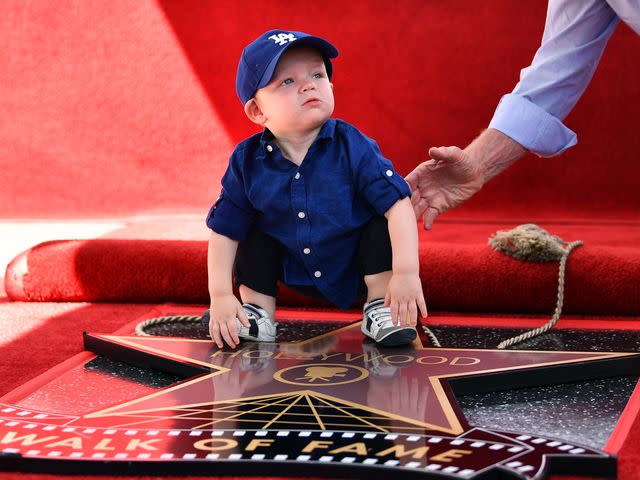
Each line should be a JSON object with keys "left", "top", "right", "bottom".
{"left": 237, "top": 304, "right": 278, "bottom": 342}
{"left": 361, "top": 299, "right": 416, "bottom": 346}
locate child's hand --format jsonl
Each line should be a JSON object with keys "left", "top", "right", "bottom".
{"left": 384, "top": 273, "right": 428, "bottom": 326}
{"left": 209, "top": 294, "right": 250, "bottom": 349}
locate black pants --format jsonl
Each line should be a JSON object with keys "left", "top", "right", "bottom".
{"left": 234, "top": 216, "right": 392, "bottom": 301}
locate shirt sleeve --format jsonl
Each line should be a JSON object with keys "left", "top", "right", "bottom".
{"left": 351, "top": 134, "right": 411, "bottom": 216}
{"left": 489, "top": 0, "right": 620, "bottom": 157}
{"left": 205, "top": 148, "right": 255, "bottom": 241}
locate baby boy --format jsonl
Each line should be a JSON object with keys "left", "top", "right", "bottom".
{"left": 205, "top": 30, "right": 427, "bottom": 349}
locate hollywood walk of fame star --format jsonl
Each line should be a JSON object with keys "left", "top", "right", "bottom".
{"left": 80, "top": 321, "right": 640, "bottom": 435}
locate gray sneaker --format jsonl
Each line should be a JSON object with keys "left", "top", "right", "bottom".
{"left": 361, "top": 299, "right": 416, "bottom": 347}
{"left": 237, "top": 304, "right": 278, "bottom": 342}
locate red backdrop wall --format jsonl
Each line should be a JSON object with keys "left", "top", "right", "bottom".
{"left": 1, "top": 1, "right": 639, "bottom": 220}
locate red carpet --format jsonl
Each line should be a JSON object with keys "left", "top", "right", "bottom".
{"left": 6, "top": 225, "right": 640, "bottom": 315}
{"left": 2, "top": 1, "right": 639, "bottom": 221}
{"left": 2, "top": 1, "right": 640, "bottom": 478}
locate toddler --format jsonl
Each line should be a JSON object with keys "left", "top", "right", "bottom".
{"left": 206, "top": 30, "right": 427, "bottom": 349}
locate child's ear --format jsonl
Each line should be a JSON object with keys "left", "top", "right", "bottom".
{"left": 330, "top": 83, "right": 334, "bottom": 90}
{"left": 244, "top": 99, "right": 266, "bottom": 125}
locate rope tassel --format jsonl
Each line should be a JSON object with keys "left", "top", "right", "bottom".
{"left": 489, "top": 224, "right": 583, "bottom": 349}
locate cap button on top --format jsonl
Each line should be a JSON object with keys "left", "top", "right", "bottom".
{"left": 266, "top": 144, "right": 273, "bottom": 152}
{"left": 386, "top": 169, "right": 393, "bottom": 177}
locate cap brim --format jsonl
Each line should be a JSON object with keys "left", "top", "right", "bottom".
{"left": 255, "top": 36, "right": 339, "bottom": 93}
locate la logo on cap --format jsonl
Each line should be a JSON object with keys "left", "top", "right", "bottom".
{"left": 268, "top": 32, "right": 297, "bottom": 45}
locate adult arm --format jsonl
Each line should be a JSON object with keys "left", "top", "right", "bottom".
{"left": 407, "top": 0, "right": 620, "bottom": 228}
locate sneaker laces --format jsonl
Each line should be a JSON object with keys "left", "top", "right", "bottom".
{"left": 242, "top": 304, "right": 278, "bottom": 327}
{"left": 367, "top": 304, "right": 393, "bottom": 328}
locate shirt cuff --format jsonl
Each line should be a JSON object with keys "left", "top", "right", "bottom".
{"left": 206, "top": 195, "right": 253, "bottom": 241}
{"left": 361, "top": 168, "right": 411, "bottom": 216}
{"left": 489, "top": 94, "right": 578, "bottom": 157}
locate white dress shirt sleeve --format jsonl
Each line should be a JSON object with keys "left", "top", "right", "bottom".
{"left": 489, "top": 0, "right": 620, "bottom": 157}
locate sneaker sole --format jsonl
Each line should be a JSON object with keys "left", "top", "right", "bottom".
{"left": 238, "top": 335, "right": 276, "bottom": 342}
{"left": 362, "top": 327, "right": 417, "bottom": 347}
{"left": 379, "top": 328, "right": 417, "bottom": 347}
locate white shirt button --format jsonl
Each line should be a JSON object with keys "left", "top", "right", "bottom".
{"left": 314, "top": 271, "right": 322, "bottom": 278}
{"left": 266, "top": 145, "right": 273, "bottom": 152}
{"left": 294, "top": 172, "right": 300, "bottom": 179}
{"left": 298, "top": 211, "right": 306, "bottom": 219}
{"left": 386, "top": 169, "right": 393, "bottom": 177}
{"left": 303, "top": 248, "right": 311, "bottom": 254}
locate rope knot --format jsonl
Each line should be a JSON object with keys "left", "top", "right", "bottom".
{"left": 487, "top": 224, "right": 583, "bottom": 349}
{"left": 488, "top": 223, "right": 568, "bottom": 262}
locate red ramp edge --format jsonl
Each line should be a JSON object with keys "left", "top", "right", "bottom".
{"left": 5, "top": 239, "right": 640, "bottom": 315}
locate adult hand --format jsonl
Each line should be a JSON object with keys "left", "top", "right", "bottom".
{"left": 405, "top": 146, "right": 484, "bottom": 230}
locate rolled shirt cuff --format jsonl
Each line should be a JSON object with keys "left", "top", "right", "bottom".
{"left": 206, "top": 196, "right": 253, "bottom": 241}
{"left": 489, "top": 94, "right": 578, "bottom": 157}
{"left": 361, "top": 168, "right": 412, "bottom": 216}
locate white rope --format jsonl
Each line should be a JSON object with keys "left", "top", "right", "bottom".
{"left": 497, "top": 240, "right": 583, "bottom": 349}
{"left": 422, "top": 326, "right": 441, "bottom": 347}
{"left": 420, "top": 225, "right": 584, "bottom": 350}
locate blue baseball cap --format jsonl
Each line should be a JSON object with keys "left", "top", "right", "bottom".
{"left": 236, "top": 29, "right": 339, "bottom": 105}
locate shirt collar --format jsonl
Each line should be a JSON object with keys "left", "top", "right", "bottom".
{"left": 260, "top": 119, "right": 336, "bottom": 151}
{"left": 315, "top": 118, "right": 336, "bottom": 142}
{"left": 259, "top": 128, "right": 276, "bottom": 145}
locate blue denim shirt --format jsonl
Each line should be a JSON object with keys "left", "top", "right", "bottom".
{"left": 206, "top": 118, "right": 410, "bottom": 309}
